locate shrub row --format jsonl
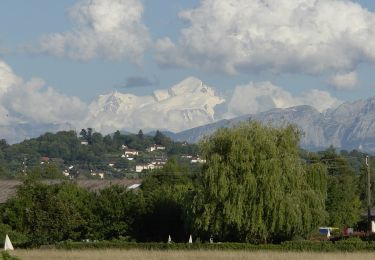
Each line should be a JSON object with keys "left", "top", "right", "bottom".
{"left": 55, "top": 241, "right": 281, "bottom": 251}
{"left": 53, "top": 239, "right": 375, "bottom": 252}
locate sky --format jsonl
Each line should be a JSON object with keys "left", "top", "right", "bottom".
{"left": 1, "top": 0, "right": 375, "bottom": 139}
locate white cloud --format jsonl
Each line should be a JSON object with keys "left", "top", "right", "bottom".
{"left": 0, "top": 60, "right": 88, "bottom": 127}
{"left": 227, "top": 81, "right": 341, "bottom": 117}
{"left": 329, "top": 71, "right": 359, "bottom": 90}
{"left": 0, "top": 61, "right": 19, "bottom": 95}
{"left": 38, "top": 0, "right": 149, "bottom": 63}
{"left": 0, "top": 58, "right": 344, "bottom": 142}
{"left": 156, "top": 0, "right": 375, "bottom": 75}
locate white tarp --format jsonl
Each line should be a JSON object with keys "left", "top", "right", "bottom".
{"left": 4, "top": 234, "right": 14, "bottom": 251}
{"left": 188, "top": 235, "right": 192, "bottom": 244}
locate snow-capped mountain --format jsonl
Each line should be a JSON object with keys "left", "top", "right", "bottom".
{"left": 84, "top": 77, "right": 225, "bottom": 134}
{"left": 168, "top": 96, "right": 375, "bottom": 153}
{"left": 3, "top": 74, "right": 375, "bottom": 153}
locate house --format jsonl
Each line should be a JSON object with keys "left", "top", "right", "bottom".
{"left": 121, "top": 154, "right": 134, "bottom": 160}
{"left": 135, "top": 160, "right": 165, "bottom": 173}
{"left": 40, "top": 156, "right": 50, "bottom": 162}
{"left": 124, "top": 149, "right": 139, "bottom": 157}
{"left": 147, "top": 144, "right": 166, "bottom": 152}
{"left": 151, "top": 158, "right": 167, "bottom": 166}
{"left": 191, "top": 157, "right": 206, "bottom": 164}
{"left": 135, "top": 164, "right": 155, "bottom": 173}
{"left": 91, "top": 172, "right": 105, "bottom": 179}
{"left": 40, "top": 156, "right": 50, "bottom": 165}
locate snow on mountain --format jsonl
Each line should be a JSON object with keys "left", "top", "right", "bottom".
{"left": 169, "top": 96, "right": 375, "bottom": 153}
{"left": 84, "top": 77, "right": 225, "bottom": 134}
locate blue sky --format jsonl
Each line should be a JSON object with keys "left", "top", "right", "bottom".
{"left": 0, "top": 0, "right": 374, "bottom": 102}
{"left": 1, "top": 0, "right": 375, "bottom": 139}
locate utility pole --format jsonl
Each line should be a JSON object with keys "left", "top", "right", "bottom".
{"left": 366, "top": 156, "right": 372, "bottom": 232}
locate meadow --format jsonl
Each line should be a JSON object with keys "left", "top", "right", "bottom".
{"left": 7, "top": 250, "right": 375, "bottom": 260}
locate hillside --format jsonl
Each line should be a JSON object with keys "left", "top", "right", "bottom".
{"left": 168, "top": 96, "right": 375, "bottom": 153}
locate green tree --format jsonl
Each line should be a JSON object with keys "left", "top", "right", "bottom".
{"left": 153, "top": 130, "right": 172, "bottom": 147}
{"left": 1, "top": 180, "right": 92, "bottom": 245}
{"left": 138, "top": 158, "right": 192, "bottom": 242}
{"left": 320, "top": 148, "right": 361, "bottom": 228}
{"left": 358, "top": 156, "right": 375, "bottom": 212}
{"left": 188, "top": 122, "right": 327, "bottom": 243}
{"left": 80, "top": 128, "right": 93, "bottom": 144}
{"left": 137, "top": 129, "right": 144, "bottom": 140}
{"left": 91, "top": 186, "right": 145, "bottom": 240}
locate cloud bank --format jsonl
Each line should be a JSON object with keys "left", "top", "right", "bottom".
{"left": 0, "top": 60, "right": 87, "bottom": 127}
{"left": 38, "top": 0, "right": 149, "bottom": 63}
{"left": 227, "top": 82, "right": 341, "bottom": 117}
{"left": 0, "top": 60, "right": 341, "bottom": 142}
{"left": 156, "top": 0, "right": 375, "bottom": 76}
{"left": 329, "top": 71, "right": 359, "bottom": 90}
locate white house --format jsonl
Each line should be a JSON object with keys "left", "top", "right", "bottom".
{"left": 91, "top": 172, "right": 105, "bottom": 179}
{"left": 191, "top": 157, "right": 206, "bottom": 164}
{"left": 135, "top": 164, "right": 155, "bottom": 173}
{"left": 62, "top": 170, "right": 70, "bottom": 177}
{"left": 151, "top": 158, "right": 167, "bottom": 166}
{"left": 147, "top": 144, "right": 166, "bottom": 152}
{"left": 124, "top": 149, "right": 139, "bottom": 157}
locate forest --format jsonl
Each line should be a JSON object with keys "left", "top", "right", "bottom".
{"left": 0, "top": 122, "right": 374, "bottom": 246}
{"left": 0, "top": 128, "right": 199, "bottom": 179}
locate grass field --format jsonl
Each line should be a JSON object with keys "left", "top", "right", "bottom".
{"left": 6, "top": 250, "right": 375, "bottom": 260}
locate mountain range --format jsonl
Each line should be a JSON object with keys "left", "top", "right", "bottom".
{"left": 166, "top": 96, "right": 375, "bottom": 153}
{"left": 2, "top": 76, "right": 375, "bottom": 153}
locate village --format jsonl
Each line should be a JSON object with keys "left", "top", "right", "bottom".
{"left": 37, "top": 137, "right": 206, "bottom": 180}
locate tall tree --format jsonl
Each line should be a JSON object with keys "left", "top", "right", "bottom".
{"left": 188, "top": 122, "right": 327, "bottom": 243}
{"left": 153, "top": 130, "right": 172, "bottom": 147}
{"left": 137, "top": 129, "right": 144, "bottom": 140}
{"left": 320, "top": 148, "right": 361, "bottom": 228}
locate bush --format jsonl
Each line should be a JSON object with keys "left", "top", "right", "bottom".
{"left": 1, "top": 251, "right": 21, "bottom": 260}
{"left": 54, "top": 240, "right": 375, "bottom": 252}
{"left": 281, "top": 240, "right": 335, "bottom": 251}
{"left": 335, "top": 238, "right": 370, "bottom": 251}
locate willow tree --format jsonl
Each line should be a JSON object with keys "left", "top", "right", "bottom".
{"left": 188, "top": 122, "right": 327, "bottom": 243}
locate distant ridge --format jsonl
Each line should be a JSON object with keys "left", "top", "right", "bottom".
{"left": 166, "top": 96, "right": 375, "bottom": 153}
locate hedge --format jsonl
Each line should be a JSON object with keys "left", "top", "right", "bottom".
{"left": 52, "top": 240, "right": 375, "bottom": 252}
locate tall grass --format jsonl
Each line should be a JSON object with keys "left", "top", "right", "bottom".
{"left": 9, "top": 250, "right": 375, "bottom": 260}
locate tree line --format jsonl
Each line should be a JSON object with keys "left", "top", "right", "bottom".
{"left": 0, "top": 129, "right": 198, "bottom": 179}
{"left": 0, "top": 122, "right": 374, "bottom": 245}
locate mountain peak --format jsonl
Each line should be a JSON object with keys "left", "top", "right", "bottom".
{"left": 169, "top": 76, "right": 208, "bottom": 96}
{"left": 84, "top": 77, "right": 224, "bottom": 133}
